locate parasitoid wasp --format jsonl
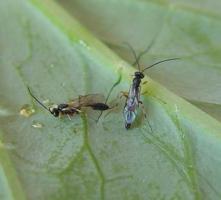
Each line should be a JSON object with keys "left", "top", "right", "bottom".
{"left": 122, "top": 43, "right": 180, "bottom": 129}
{"left": 27, "top": 76, "right": 120, "bottom": 120}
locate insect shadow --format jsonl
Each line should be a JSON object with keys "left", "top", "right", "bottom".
{"left": 122, "top": 42, "right": 180, "bottom": 129}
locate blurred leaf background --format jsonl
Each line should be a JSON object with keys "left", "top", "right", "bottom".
{"left": 0, "top": 0, "right": 221, "bottom": 200}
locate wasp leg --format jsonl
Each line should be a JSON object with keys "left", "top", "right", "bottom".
{"left": 140, "top": 104, "right": 153, "bottom": 133}
{"left": 95, "top": 92, "right": 121, "bottom": 124}
{"left": 141, "top": 90, "right": 148, "bottom": 96}
{"left": 142, "top": 80, "right": 148, "bottom": 85}
{"left": 78, "top": 95, "right": 83, "bottom": 106}
{"left": 78, "top": 109, "right": 98, "bottom": 123}
{"left": 75, "top": 108, "right": 82, "bottom": 113}
{"left": 102, "top": 92, "right": 123, "bottom": 120}
{"left": 143, "top": 93, "right": 167, "bottom": 105}
{"left": 95, "top": 102, "right": 119, "bottom": 123}
{"left": 140, "top": 104, "right": 147, "bottom": 118}
{"left": 67, "top": 114, "right": 72, "bottom": 121}
{"left": 103, "top": 103, "right": 119, "bottom": 119}
{"left": 119, "top": 91, "right": 129, "bottom": 99}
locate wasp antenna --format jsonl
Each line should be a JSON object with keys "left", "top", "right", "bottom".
{"left": 132, "top": 39, "right": 156, "bottom": 67}
{"left": 142, "top": 58, "right": 180, "bottom": 72}
{"left": 104, "top": 74, "right": 122, "bottom": 105}
{"left": 96, "top": 74, "right": 122, "bottom": 123}
{"left": 95, "top": 111, "right": 102, "bottom": 124}
{"left": 27, "top": 87, "right": 52, "bottom": 114}
{"left": 123, "top": 42, "right": 141, "bottom": 72}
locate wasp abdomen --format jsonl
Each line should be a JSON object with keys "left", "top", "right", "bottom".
{"left": 88, "top": 103, "right": 110, "bottom": 111}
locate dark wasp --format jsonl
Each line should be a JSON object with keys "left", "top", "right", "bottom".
{"left": 122, "top": 43, "right": 180, "bottom": 129}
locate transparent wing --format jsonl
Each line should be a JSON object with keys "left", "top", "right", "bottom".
{"left": 68, "top": 94, "right": 105, "bottom": 108}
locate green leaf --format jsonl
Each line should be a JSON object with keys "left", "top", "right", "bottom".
{"left": 1, "top": 0, "right": 221, "bottom": 200}
{"left": 0, "top": 135, "right": 26, "bottom": 200}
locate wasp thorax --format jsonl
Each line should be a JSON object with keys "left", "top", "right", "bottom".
{"left": 134, "top": 71, "right": 144, "bottom": 79}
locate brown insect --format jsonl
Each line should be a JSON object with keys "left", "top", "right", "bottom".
{"left": 28, "top": 88, "right": 110, "bottom": 119}
{"left": 27, "top": 74, "right": 121, "bottom": 120}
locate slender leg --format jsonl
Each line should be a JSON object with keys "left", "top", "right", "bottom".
{"left": 139, "top": 101, "right": 143, "bottom": 104}
{"left": 141, "top": 90, "right": 167, "bottom": 105}
{"left": 95, "top": 91, "right": 127, "bottom": 122}
{"left": 78, "top": 95, "right": 82, "bottom": 106}
{"left": 96, "top": 91, "right": 125, "bottom": 122}
{"left": 67, "top": 114, "right": 72, "bottom": 121}
{"left": 95, "top": 111, "right": 102, "bottom": 123}
{"left": 95, "top": 91, "right": 124, "bottom": 123}
{"left": 141, "top": 90, "right": 148, "bottom": 96}
{"left": 119, "top": 91, "right": 129, "bottom": 99}
{"left": 137, "top": 87, "right": 142, "bottom": 105}
{"left": 140, "top": 103, "right": 153, "bottom": 133}
{"left": 142, "top": 81, "right": 148, "bottom": 85}
{"left": 103, "top": 103, "right": 119, "bottom": 118}
{"left": 74, "top": 108, "right": 82, "bottom": 113}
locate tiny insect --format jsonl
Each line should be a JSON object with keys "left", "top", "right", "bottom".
{"left": 27, "top": 87, "right": 110, "bottom": 119}
{"left": 123, "top": 43, "right": 180, "bottom": 129}
{"left": 27, "top": 75, "right": 120, "bottom": 120}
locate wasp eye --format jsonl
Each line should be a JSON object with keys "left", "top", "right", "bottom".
{"left": 51, "top": 108, "right": 59, "bottom": 117}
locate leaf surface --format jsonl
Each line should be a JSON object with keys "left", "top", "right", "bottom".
{"left": 0, "top": 0, "right": 221, "bottom": 200}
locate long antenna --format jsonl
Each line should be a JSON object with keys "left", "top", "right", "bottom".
{"left": 96, "top": 74, "right": 122, "bottom": 122}
{"left": 123, "top": 42, "right": 141, "bottom": 71}
{"left": 142, "top": 58, "right": 180, "bottom": 72}
{"left": 132, "top": 39, "right": 155, "bottom": 67}
{"left": 27, "top": 87, "right": 52, "bottom": 114}
{"left": 104, "top": 74, "right": 122, "bottom": 104}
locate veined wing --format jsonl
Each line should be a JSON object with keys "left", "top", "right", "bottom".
{"left": 68, "top": 94, "right": 105, "bottom": 108}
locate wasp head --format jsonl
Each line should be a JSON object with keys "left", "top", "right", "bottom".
{"left": 49, "top": 105, "right": 59, "bottom": 117}
{"left": 134, "top": 71, "right": 144, "bottom": 79}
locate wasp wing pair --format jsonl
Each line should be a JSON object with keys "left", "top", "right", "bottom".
{"left": 28, "top": 87, "right": 110, "bottom": 119}
{"left": 69, "top": 94, "right": 109, "bottom": 111}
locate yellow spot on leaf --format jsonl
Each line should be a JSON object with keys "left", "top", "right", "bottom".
{"left": 20, "top": 104, "right": 35, "bottom": 117}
